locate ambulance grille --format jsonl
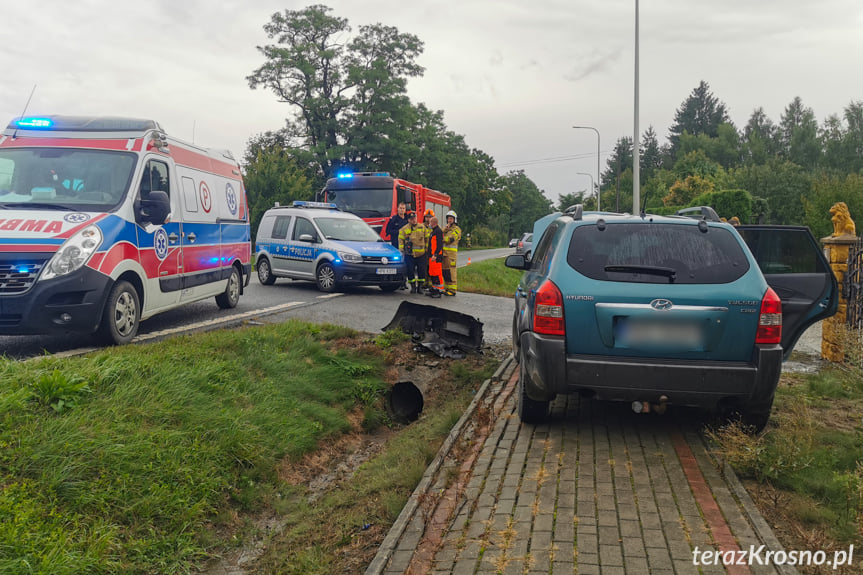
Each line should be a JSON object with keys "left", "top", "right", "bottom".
{"left": 0, "top": 262, "right": 44, "bottom": 294}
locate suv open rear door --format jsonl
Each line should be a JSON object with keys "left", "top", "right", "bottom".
{"left": 737, "top": 225, "right": 838, "bottom": 358}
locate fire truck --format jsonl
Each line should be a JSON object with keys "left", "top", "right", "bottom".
{"left": 318, "top": 172, "right": 450, "bottom": 241}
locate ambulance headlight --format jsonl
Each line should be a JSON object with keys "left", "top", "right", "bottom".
{"left": 40, "top": 225, "right": 103, "bottom": 281}
{"left": 338, "top": 251, "right": 363, "bottom": 263}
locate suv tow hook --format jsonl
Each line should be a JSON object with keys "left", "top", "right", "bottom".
{"left": 631, "top": 395, "right": 669, "bottom": 415}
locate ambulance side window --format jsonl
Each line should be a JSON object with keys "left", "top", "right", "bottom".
{"left": 140, "top": 160, "right": 170, "bottom": 197}
{"left": 181, "top": 176, "right": 198, "bottom": 213}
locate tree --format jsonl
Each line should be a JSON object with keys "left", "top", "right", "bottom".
{"left": 779, "top": 97, "right": 820, "bottom": 169}
{"left": 742, "top": 107, "right": 780, "bottom": 165}
{"left": 247, "top": 5, "right": 424, "bottom": 180}
{"left": 668, "top": 81, "right": 731, "bottom": 159}
{"left": 242, "top": 143, "right": 313, "bottom": 235}
{"left": 502, "top": 170, "right": 553, "bottom": 236}
{"left": 640, "top": 126, "right": 664, "bottom": 183}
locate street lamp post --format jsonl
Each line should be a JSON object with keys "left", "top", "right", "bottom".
{"left": 572, "top": 126, "right": 601, "bottom": 212}
{"left": 576, "top": 172, "right": 594, "bottom": 208}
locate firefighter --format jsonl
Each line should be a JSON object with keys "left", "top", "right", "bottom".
{"left": 442, "top": 210, "right": 462, "bottom": 296}
{"left": 398, "top": 211, "right": 430, "bottom": 293}
{"left": 426, "top": 215, "right": 444, "bottom": 297}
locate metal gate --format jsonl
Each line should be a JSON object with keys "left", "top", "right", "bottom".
{"left": 846, "top": 237, "right": 863, "bottom": 330}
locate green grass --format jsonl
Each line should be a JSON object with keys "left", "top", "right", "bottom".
{"left": 710, "top": 364, "right": 863, "bottom": 547}
{"left": 459, "top": 257, "right": 524, "bottom": 297}
{"left": 0, "top": 321, "right": 388, "bottom": 574}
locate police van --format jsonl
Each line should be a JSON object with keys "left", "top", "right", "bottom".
{"left": 0, "top": 115, "right": 251, "bottom": 344}
{"left": 255, "top": 201, "right": 405, "bottom": 292}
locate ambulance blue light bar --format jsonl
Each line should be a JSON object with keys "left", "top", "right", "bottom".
{"left": 15, "top": 117, "right": 53, "bottom": 129}
{"left": 292, "top": 201, "right": 338, "bottom": 209}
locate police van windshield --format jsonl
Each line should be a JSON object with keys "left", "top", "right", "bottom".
{"left": 315, "top": 217, "right": 382, "bottom": 242}
{"left": 0, "top": 148, "right": 136, "bottom": 210}
{"left": 325, "top": 188, "right": 393, "bottom": 218}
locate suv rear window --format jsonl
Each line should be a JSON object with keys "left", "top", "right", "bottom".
{"left": 567, "top": 222, "right": 750, "bottom": 284}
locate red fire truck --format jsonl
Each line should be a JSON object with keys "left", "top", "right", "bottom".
{"left": 318, "top": 172, "right": 451, "bottom": 241}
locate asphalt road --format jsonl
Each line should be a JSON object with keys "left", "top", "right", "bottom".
{"left": 0, "top": 248, "right": 516, "bottom": 360}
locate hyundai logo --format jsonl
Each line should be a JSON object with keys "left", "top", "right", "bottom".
{"left": 650, "top": 298, "right": 673, "bottom": 311}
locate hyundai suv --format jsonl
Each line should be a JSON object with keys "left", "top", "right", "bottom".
{"left": 505, "top": 206, "right": 837, "bottom": 430}
{"left": 255, "top": 201, "right": 405, "bottom": 292}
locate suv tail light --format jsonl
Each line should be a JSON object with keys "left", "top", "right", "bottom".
{"left": 755, "top": 287, "right": 782, "bottom": 344}
{"left": 534, "top": 279, "right": 565, "bottom": 336}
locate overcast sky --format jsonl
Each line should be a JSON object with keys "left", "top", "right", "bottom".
{"left": 3, "top": 0, "right": 863, "bottom": 204}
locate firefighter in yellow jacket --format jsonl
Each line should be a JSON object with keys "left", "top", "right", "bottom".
{"left": 398, "top": 211, "right": 431, "bottom": 293}
{"left": 442, "top": 210, "right": 462, "bottom": 296}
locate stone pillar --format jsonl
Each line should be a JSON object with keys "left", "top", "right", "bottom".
{"left": 820, "top": 202, "right": 858, "bottom": 361}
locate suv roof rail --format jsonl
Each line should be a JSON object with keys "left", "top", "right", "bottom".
{"left": 676, "top": 206, "right": 721, "bottom": 222}
{"left": 563, "top": 204, "right": 583, "bottom": 220}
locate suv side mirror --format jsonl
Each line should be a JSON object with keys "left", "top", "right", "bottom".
{"left": 505, "top": 254, "right": 528, "bottom": 270}
{"left": 138, "top": 190, "right": 170, "bottom": 225}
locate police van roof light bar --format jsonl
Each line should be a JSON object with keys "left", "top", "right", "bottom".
{"left": 292, "top": 201, "right": 339, "bottom": 209}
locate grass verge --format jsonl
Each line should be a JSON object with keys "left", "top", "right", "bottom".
{"left": 0, "top": 321, "right": 499, "bottom": 574}
{"left": 459, "top": 257, "right": 524, "bottom": 297}
{"left": 708, "top": 347, "right": 863, "bottom": 567}
{"left": 1, "top": 321, "right": 383, "bottom": 574}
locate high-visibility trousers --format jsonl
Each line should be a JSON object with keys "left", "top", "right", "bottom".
{"left": 405, "top": 253, "right": 428, "bottom": 284}
{"left": 442, "top": 250, "right": 457, "bottom": 292}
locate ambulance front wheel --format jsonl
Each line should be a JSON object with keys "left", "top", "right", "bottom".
{"left": 316, "top": 262, "right": 338, "bottom": 293}
{"left": 216, "top": 266, "right": 241, "bottom": 309}
{"left": 257, "top": 257, "right": 276, "bottom": 285}
{"left": 98, "top": 280, "right": 140, "bottom": 345}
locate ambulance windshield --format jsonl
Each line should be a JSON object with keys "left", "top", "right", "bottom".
{"left": 0, "top": 148, "right": 137, "bottom": 209}
{"left": 325, "top": 188, "right": 393, "bottom": 218}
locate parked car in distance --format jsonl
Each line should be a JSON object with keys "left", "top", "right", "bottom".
{"left": 508, "top": 237, "right": 519, "bottom": 248}
{"left": 505, "top": 206, "right": 837, "bottom": 430}
{"left": 255, "top": 201, "right": 406, "bottom": 292}
{"left": 515, "top": 232, "right": 533, "bottom": 259}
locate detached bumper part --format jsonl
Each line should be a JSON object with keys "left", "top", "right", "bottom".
{"left": 383, "top": 301, "right": 484, "bottom": 358}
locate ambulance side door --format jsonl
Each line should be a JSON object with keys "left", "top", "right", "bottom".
{"left": 134, "top": 158, "right": 182, "bottom": 310}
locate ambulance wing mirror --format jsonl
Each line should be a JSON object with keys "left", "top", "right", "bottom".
{"left": 139, "top": 190, "right": 171, "bottom": 225}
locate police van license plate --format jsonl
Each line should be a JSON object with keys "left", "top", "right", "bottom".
{"left": 376, "top": 267, "right": 397, "bottom": 275}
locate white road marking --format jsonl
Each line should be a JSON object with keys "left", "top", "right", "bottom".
{"left": 316, "top": 293, "right": 343, "bottom": 299}
{"left": 133, "top": 302, "right": 305, "bottom": 342}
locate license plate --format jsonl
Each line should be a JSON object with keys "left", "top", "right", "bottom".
{"left": 617, "top": 320, "right": 703, "bottom": 348}
{"left": 376, "top": 267, "right": 397, "bottom": 275}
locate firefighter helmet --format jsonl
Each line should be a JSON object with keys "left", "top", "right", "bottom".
{"left": 446, "top": 210, "right": 457, "bottom": 222}
{"left": 424, "top": 208, "right": 434, "bottom": 218}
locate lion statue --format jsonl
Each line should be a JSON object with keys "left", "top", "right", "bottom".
{"left": 830, "top": 202, "right": 856, "bottom": 237}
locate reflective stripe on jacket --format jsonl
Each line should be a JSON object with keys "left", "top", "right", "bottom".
{"left": 443, "top": 224, "right": 462, "bottom": 251}
{"left": 399, "top": 223, "right": 430, "bottom": 256}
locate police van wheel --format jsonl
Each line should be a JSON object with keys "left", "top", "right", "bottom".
{"left": 216, "top": 266, "right": 241, "bottom": 309}
{"left": 316, "top": 262, "right": 337, "bottom": 292}
{"left": 257, "top": 257, "right": 276, "bottom": 285}
{"left": 98, "top": 280, "right": 140, "bottom": 345}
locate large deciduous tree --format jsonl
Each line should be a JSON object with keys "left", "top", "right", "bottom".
{"left": 246, "top": 4, "right": 424, "bottom": 180}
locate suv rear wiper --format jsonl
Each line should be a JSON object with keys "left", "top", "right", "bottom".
{"left": 604, "top": 264, "right": 677, "bottom": 282}
{"left": 2, "top": 202, "right": 74, "bottom": 211}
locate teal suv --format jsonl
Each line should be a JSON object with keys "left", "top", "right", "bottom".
{"left": 505, "top": 207, "right": 838, "bottom": 430}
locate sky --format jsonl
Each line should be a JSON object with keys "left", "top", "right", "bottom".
{"left": 3, "top": 0, "right": 863, "bottom": 206}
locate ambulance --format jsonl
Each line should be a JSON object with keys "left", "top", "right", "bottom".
{"left": 0, "top": 115, "right": 252, "bottom": 344}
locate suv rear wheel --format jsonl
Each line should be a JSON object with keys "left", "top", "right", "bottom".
{"left": 517, "top": 348, "right": 549, "bottom": 423}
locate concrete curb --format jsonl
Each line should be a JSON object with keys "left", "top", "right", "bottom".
{"left": 721, "top": 459, "right": 800, "bottom": 575}
{"left": 364, "top": 353, "right": 515, "bottom": 575}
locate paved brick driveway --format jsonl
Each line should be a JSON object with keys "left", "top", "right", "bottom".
{"left": 368, "top": 357, "right": 788, "bottom": 575}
